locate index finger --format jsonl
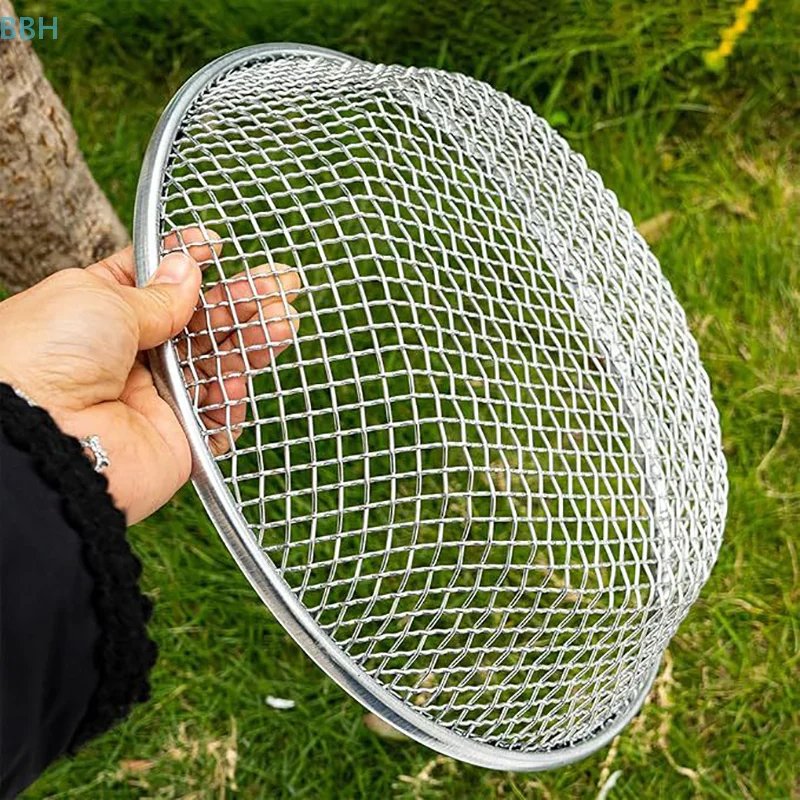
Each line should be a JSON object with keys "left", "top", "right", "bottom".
{"left": 162, "top": 227, "right": 224, "bottom": 268}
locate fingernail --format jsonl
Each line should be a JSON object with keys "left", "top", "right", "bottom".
{"left": 152, "top": 253, "right": 193, "bottom": 285}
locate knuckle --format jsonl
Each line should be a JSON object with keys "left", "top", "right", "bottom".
{"left": 43, "top": 267, "right": 86, "bottom": 290}
{"left": 149, "top": 286, "right": 180, "bottom": 328}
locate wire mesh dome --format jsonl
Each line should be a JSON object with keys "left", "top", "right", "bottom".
{"left": 135, "top": 44, "right": 727, "bottom": 769}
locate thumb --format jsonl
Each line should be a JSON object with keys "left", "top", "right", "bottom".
{"left": 120, "top": 252, "right": 202, "bottom": 350}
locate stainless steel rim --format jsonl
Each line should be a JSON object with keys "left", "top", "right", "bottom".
{"left": 133, "top": 42, "right": 659, "bottom": 771}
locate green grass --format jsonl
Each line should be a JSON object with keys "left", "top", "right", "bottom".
{"left": 15, "top": 0, "right": 799, "bottom": 797}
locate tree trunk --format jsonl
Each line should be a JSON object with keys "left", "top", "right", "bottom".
{"left": 0, "top": 0, "right": 128, "bottom": 292}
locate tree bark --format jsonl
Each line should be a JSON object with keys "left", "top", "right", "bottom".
{"left": 0, "top": 0, "right": 128, "bottom": 292}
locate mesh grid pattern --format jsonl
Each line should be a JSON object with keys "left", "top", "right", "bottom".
{"left": 157, "top": 53, "right": 727, "bottom": 753}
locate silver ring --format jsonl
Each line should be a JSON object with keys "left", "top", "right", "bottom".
{"left": 79, "top": 435, "right": 111, "bottom": 473}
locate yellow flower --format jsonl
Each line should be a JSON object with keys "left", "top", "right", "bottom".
{"left": 732, "top": 16, "right": 749, "bottom": 34}
{"left": 703, "top": 0, "right": 761, "bottom": 69}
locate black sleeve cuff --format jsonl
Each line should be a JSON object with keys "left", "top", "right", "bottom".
{"left": 0, "top": 383, "right": 157, "bottom": 785}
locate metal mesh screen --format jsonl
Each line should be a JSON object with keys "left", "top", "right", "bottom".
{"left": 155, "top": 52, "right": 727, "bottom": 754}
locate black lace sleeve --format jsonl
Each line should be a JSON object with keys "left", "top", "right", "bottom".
{"left": 0, "top": 383, "right": 157, "bottom": 798}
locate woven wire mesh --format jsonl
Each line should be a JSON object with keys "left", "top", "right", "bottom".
{"left": 157, "top": 53, "right": 727, "bottom": 753}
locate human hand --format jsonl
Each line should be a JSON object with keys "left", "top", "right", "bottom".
{"left": 0, "top": 228, "right": 300, "bottom": 524}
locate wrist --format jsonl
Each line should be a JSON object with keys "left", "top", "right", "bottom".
{"left": 0, "top": 381, "right": 110, "bottom": 476}
{"left": 0, "top": 370, "right": 56, "bottom": 415}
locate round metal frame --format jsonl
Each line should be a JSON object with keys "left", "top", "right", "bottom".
{"left": 133, "top": 43, "right": 671, "bottom": 771}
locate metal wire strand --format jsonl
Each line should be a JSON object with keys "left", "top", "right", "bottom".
{"left": 157, "top": 53, "right": 727, "bottom": 753}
